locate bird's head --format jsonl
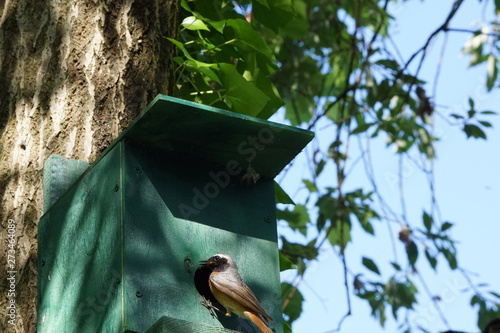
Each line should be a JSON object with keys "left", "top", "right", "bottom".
{"left": 200, "top": 254, "right": 236, "bottom": 272}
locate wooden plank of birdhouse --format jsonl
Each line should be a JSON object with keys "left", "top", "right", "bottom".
{"left": 43, "top": 155, "right": 90, "bottom": 212}
{"left": 145, "top": 316, "right": 241, "bottom": 332}
{"left": 101, "top": 95, "right": 313, "bottom": 181}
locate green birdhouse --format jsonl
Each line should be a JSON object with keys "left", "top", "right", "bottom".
{"left": 37, "top": 95, "right": 313, "bottom": 333}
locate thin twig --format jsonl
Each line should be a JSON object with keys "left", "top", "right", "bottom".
{"left": 282, "top": 276, "right": 302, "bottom": 312}
{"left": 358, "top": 135, "right": 400, "bottom": 261}
{"left": 432, "top": 31, "right": 449, "bottom": 101}
{"left": 309, "top": 0, "right": 391, "bottom": 131}
{"left": 459, "top": 267, "right": 500, "bottom": 304}
{"left": 445, "top": 27, "right": 499, "bottom": 37}
{"left": 415, "top": 269, "right": 451, "bottom": 330}
{"left": 322, "top": 251, "right": 352, "bottom": 333}
{"left": 398, "top": 155, "right": 410, "bottom": 226}
{"left": 398, "top": 0, "right": 464, "bottom": 96}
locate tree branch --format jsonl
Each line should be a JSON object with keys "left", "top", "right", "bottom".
{"left": 308, "top": 0, "right": 391, "bottom": 131}
{"left": 445, "top": 27, "right": 500, "bottom": 37}
{"left": 399, "top": 0, "right": 465, "bottom": 87}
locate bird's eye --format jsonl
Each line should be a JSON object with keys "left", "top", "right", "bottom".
{"left": 214, "top": 255, "right": 220, "bottom": 260}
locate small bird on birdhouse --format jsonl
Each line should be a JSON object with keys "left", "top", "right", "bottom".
{"left": 200, "top": 254, "right": 274, "bottom": 333}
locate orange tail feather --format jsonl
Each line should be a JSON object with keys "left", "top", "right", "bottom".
{"left": 244, "top": 311, "right": 273, "bottom": 333}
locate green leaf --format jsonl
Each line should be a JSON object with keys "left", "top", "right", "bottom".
{"left": 450, "top": 113, "right": 464, "bottom": 119}
{"left": 218, "top": 63, "right": 270, "bottom": 116}
{"left": 390, "top": 262, "right": 401, "bottom": 271}
{"left": 424, "top": 249, "right": 437, "bottom": 270}
{"left": 183, "top": 59, "right": 220, "bottom": 83}
{"left": 166, "top": 38, "right": 218, "bottom": 71}
{"left": 316, "top": 193, "right": 336, "bottom": 232}
{"left": 296, "top": 258, "right": 306, "bottom": 275}
{"left": 462, "top": 32, "right": 487, "bottom": 66}
{"left": 204, "top": 17, "right": 226, "bottom": 34}
{"left": 180, "top": 0, "right": 190, "bottom": 11}
{"left": 441, "top": 222, "right": 453, "bottom": 232}
{"left": 253, "top": 0, "right": 296, "bottom": 33}
{"left": 375, "top": 59, "right": 400, "bottom": 71}
{"left": 468, "top": 97, "right": 475, "bottom": 109}
{"left": 362, "top": 257, "right": 381, "bottom": 275}
{"left": 470, "top": 294, "right": 481, "bottom": 306}
{"left": 423, "top": 211, "right": 433, "bottom": 231}
{"left": 406, "top": 241, "right": 418, "bottom": 266}
{"left": 479, "top": 120, "right": 493, "bottom": 128}
{"left": 281, "top": 282, "right": 304, "bottom": 324}
{"left": 252, "top": 73, "right": 284, "bottom": 119}
{"left": 316, "top": 214, "right": 327, "bottom": 233}
{"left": 302, "top": 179, "right": 318, "bottom": 192}
{"left": 486, "top": 53, "right": 498, "bottom": 91}
{"left": 276, "top": 205, "right": 310, "bottom": 234}
{"left": 351, "top": 122, "right": 373, "bottom": 134}
{"left": 279, "top": 251, "right": 296, "bottom": 271}
{"left": 442, "top": 247, "right": 458, "bottom": 270}
{"left": 225, "top": 19, "right": 273, "bottom": 58}
{"left": 254, "top": 0, "right": 270, "bottom": 8}
{"left": 275, "top": 181, "right": 295, "bottom": 204}
{"left": 384, "top": 278, "right": 418, "bottom": 321}
{"left": 280, "top": 237, "right": 318, "bottom": 261}
{"left": 181, "top": 16, "right": 210, "bottom": 31}
{"left": 315, "top": 159, "right": 326, "bottom": 177}
{"left": 417, "top": 127, "right": 435, "bottom": 159}
{"left": 327, "top": 219, "right": 351, "bottom": 248}
{"left": 282, "top": 321, "right": 292, "bottom": 333}
{"left": 285, "top": 94, "right": 313, "bottom": 125}
{"left": 359, "top": 217, "right": 375, "bottom": 235}
{"left": 280, "top": 0, "right": 309, "bottom": 38}
{"left": 467, "top": 109, "right": 476, "bottom": 118}
{"left": 476, "top": 301, "right": 500, "bottom": 331}
{"left": 464, "top": 124, "right": 487, "bottom": 139}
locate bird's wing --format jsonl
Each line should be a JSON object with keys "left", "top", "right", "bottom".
{"left": 210, "top": 273, "right": 273, "bottom": 322}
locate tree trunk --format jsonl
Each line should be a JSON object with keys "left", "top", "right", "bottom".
{"left": 0, "top": 0, "right": 179, "bottom": 331}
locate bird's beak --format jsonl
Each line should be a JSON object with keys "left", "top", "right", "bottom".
{"left": 199, "top": 260, "right": 210, "bottom": 266}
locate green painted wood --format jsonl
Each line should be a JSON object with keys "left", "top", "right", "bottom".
{"left": 97, "top": 94, "right": 314, "bottom": 181}
{"left": 42, "top": 155, "right": 89, "bottom": 212}
{"left": 122, "top": 144, "right": 283, "bottom": 333}
{"left": 38, "top": 144, "right": 124, "bottom": 333}
{"left": 146, "top": 316, "right": 240, "bottom": 333}
{"left": 38, "top": 141, "right": 284, "bottom": 333}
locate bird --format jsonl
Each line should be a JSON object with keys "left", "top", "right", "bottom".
{"left": 200, "top": 254, "right": 274, "bottom": 333}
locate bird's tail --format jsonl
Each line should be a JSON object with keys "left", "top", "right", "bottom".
{"left": 244, "top": 311, "right": 274, "bottom": 333}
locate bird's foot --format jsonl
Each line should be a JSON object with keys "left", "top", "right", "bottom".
{"left": 200, "top": 297, "right": 223, "bottom": 318}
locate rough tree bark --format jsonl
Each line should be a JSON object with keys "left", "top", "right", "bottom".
{"left": 0, "top": 0, "right": 179, "bottom": 331}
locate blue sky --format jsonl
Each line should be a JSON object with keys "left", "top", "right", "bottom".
{"left": 273, "top": 1, "right": 500, "bottom": 332}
